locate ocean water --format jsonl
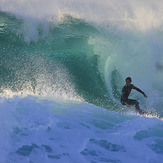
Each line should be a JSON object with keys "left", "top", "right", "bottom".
{"left": 0, "top": 0, "right": 163, "bottom": 162}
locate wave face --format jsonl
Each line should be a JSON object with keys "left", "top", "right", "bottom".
{"left": 0, "top": 0, "right": 163, "bottom": 116}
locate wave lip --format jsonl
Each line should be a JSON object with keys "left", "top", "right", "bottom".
{"left": 1, "top": 0, "right": 163, "bottom": 31}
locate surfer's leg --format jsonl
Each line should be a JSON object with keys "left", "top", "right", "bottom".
{"left": 128, "top": 99, "right": 143, "bottom": 114}
{"left": 121, "top": 97, "right": 131, "bottom": 108}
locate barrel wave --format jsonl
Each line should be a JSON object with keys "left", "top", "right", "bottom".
{"left": 0, "top": 0, "right": 163, "bottom": 162}
{"left": 0, "top": 6, "right": 163, "bottom": 115}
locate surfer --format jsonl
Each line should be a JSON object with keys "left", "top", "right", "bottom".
{"left": 121, "top": 77, "right": 148, "bottom": 114}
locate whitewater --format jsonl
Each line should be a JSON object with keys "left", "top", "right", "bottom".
{"left": 0, "top": 0, "right": 163, "bottom": 163}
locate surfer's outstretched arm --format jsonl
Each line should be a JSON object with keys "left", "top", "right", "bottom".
{"left": 133, "top": 86, "right": 148, "bottom": 98}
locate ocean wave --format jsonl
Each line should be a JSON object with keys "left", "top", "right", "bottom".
{"left": 0, "top": 0, "right": 163, "bottom": 116}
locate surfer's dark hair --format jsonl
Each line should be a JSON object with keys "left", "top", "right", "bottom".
{"left": 126, "top": 77, "right": 132, "bottom": 82}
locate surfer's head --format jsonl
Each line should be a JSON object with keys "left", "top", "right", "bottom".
{"left": 125, "top": 77, "right": 132, "bottom": 86}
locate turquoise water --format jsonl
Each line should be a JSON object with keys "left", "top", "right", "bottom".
{"left": 0, "top": 12, "right": 111, "bottom": 107}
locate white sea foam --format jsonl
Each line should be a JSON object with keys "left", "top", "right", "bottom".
{"left": 0, "top": 96, "right": 162, "bottom": 163}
